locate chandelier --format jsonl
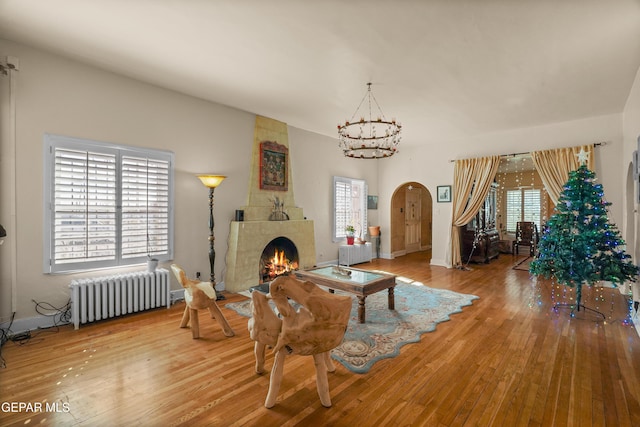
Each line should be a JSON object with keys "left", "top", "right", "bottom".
{"left": 337, "top": 82, "right": 402, "bottom": 159}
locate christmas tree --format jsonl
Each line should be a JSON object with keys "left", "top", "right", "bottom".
{"left": 529, "top": 162, "right": 638, "bottom": 310}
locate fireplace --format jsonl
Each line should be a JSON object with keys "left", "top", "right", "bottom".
{"left": 225, "top": 219, "right": 315, "bottom": 292}
{"left": 259, "top": 237, "right": 299, "bottom": 283}
{"left": 223, "top": 116, "right": 316, "bottom": 293}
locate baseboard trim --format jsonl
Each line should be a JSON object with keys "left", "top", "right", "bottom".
{"left": 171, "top": 289, "right": 185, "bottom": 301}
{"left": 392, "top": 250, "right": 407, "bottom": 258}
{"left": 0, "top": 315, "right": 66, "bottom": 337}
{"left": 430, "top": 258, "right": 450, "bottom": 268}
{"left": 2, "top": 292, "right": 183, "bottom": 336}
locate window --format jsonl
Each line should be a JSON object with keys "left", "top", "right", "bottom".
{"left": 505, "top": 188, "right": 541, "bottom": 233}
{"left": 333, "top": 176, "right": 367, "bottom": 241}
{"left": 43, "top": 134, "right": 174, "bottom": 273}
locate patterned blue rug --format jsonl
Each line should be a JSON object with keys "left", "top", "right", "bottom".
{"left": 226, "top": 282, "right": 479, "bottom": 374}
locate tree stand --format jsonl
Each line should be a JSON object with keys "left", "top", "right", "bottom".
{"left": 553, "top": 285, "right": 605, "bottom": 320}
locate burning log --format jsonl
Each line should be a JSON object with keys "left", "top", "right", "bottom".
{"left": 261, "top": 248, "right": 299, "bottom": 282}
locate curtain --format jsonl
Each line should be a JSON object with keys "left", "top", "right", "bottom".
{"left": 530, "top": 144, "right": 594, "bottom": 205}
{"left": 450, "top": 155, "right": 501, "bottom": 267}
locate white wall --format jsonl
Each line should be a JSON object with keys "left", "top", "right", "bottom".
{"left": 622, "top": 64, "right": 640, "bottom": 319}
{"left": 378, "top": 113, "right": 625, "bottom": 267}
{"left": 0, "top": 39, "right": 376, "bottom": 326}
{"left": 288, "top": 127, "right": 378, "bottom": 266}
{"left": 623, "top": 64, "right": 640, "bottom": 263}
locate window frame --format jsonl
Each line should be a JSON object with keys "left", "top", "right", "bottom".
{"left": 43, "top": 134, "right": 174, "bottom": 273}
{"left": 333, "top": 176, "right": 367, "bottom": 242}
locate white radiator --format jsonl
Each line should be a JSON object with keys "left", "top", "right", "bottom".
{"left": 69, "top": 269, "right": 170, "bottom": 329}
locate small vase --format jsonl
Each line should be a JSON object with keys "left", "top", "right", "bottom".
{"left": 346, "top": 236, "right": 355, "bottom": 245}
{"left": 147, "top": 259, "right": 158, "bottom": 273}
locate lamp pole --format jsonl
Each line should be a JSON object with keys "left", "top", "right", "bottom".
{"left": 197, "top": 175, "right": 226, "bottom": 300}
{"left": 207, "top": 186, "right": 216, "bottom": 285}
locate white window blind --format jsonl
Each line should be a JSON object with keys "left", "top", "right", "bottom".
{"left": 523, "top": 189, "right": 541, "bottom": 227}
{"left": 44, "top": 134, "right": 174, "bottom": 273}
{"left": 505, "top": 188, "right": 541, "bottom": 233}
{"left": 121, "top": 156, "right": 170, "bottom": 259}
{"left": 333, "top": 176, "right": 367, "bottom": 240}
{"left": 53, "top": 148, "right": 117, "bottom": 265}
{"left": 335, "top": 180, "right": 351, "bottom": 238}
{"left": 505, "top": 190, "right": 522, "bottom": 233}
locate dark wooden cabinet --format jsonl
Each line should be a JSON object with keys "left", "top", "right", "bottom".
{"left": 460, "top": 184, "right": 500, "bottom": 264}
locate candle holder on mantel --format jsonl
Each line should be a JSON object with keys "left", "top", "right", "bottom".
{"left": 197, "top": 174, "right": 226, "bottom": 300}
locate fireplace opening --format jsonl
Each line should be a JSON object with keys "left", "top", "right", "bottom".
{"left": 259, "top": 237, "right": 299, "bottom": 283}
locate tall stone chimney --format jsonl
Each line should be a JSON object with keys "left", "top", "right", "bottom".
{"left": 224, "top": 116, "right": 316, "bottom": 292}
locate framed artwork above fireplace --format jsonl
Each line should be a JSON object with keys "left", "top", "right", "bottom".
{"left": 260, "top": 141, "right": 288, "bottom": 191}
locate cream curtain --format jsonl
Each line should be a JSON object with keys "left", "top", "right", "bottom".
{"left": 450, "top": 155, "right": 501, "bottom": 267}
{"left": 530, "top": 144, "right": 594, "bottom": 205}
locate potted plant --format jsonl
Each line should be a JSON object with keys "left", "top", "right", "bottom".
{"left": 345, "top": 225, "right": 356, "bottom": 245}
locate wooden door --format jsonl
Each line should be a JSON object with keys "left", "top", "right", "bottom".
{"left": 405, "top": 189, "right": 421, "bottom": 253}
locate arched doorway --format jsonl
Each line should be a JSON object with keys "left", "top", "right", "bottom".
{"left": 390, "top": 182, "right": 432, "bottom": 257}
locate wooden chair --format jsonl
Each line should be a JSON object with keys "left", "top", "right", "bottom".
{"left": 512, "top": 221, "right": 539, "bottom": 256}
{"left": 171, "top": 264, "right": 235, "bottom": 339}
{"left": 248, "top": 275, "right": 352, "bottom": 408}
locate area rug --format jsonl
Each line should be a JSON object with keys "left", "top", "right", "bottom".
{"left": 513, "top": 256, "right": 532, "bottom": 271}
{"left": 225, "top": 282, "right": 478, "bottom": 374}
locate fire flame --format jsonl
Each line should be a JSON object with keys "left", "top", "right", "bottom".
{"left": 266, "top": 248, "right": 298, "bottom": 280}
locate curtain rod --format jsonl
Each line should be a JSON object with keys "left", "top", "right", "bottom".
{"left": 448, "top": 141, "right": 606, "bottom": 163}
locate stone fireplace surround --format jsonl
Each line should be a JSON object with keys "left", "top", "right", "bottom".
{"left": 225, "top": 219, "right": 315, "bottom": 293}
{"left": 223, "top": 116, "right": 316, "bottom": 293}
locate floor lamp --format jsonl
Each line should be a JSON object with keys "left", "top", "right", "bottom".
{"left": 197, "top": 174, "right": 226, "bottom": 300}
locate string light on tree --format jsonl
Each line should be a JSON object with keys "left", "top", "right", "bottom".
{"left": 529, "top": 149, "right": 638, "bottom": 317}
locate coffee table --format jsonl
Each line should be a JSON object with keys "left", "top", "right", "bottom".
{"left": 295, "top": 266, "right": 397, "bottom": 323}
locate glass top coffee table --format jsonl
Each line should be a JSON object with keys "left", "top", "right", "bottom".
{"left": 295, "top": 266, "right": 397, "bottom": 323}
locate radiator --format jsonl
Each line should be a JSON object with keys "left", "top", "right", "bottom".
{"left": 69, "top": 268, "right": 170, "bottom": 329}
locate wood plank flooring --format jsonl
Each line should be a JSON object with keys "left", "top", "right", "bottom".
{"left": 1, "top": 251, "right": 639, "bottom": 426}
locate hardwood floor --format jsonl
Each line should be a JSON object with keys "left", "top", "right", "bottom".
{"left": 1, "top": 251, "right": 639, "bottom": 426}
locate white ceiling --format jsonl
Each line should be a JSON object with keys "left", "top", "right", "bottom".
{"left": 1, "top": 0, "right": 640, "bottom": 150}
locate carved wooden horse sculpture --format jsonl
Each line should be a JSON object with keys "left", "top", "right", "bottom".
{"left": 171, "top": 264, "right": 235, "bottom": 339}
{"left": 248, "top": 275, "right": 352, "bottom": 408}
